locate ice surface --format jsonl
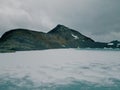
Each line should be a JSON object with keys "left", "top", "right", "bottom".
{"left": 0, "top": 49, "right": 120, "bottom": 90}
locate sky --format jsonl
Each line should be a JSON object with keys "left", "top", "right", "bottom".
{"left": 0, "top": 0, "right": 120, "bottom": 42}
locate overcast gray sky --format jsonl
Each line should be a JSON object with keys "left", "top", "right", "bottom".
{"left": 0, "top": 0, "right": 120, "bottom": 42}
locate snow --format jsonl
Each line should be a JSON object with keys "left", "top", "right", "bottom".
{"left": 71, "top": 34, "right": 79, "bottom": 39}
{"left": 0, "top": 49, "right": 120, "bottom": 88}
{"left": 62, "top": 45, "right": 66, "bottom": 47}
{"left": 82, "top": 40, "right": 85, "bottom": 42}
{"left": 108, "top": 43, "right": 114, "bottom": 46}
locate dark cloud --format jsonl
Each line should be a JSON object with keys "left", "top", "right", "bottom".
{"left": 0, "top": 0, "right": 120, "bottom": 42}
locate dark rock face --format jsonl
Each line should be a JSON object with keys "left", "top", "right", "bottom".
{"left": 0, "top": 24, "right": 119, "bottom": 52}
{"left": 0, "top": 29, "right": 62, "bottom": 51}
{"left": 48, "top": 25, "right": 95, "bottom": 48}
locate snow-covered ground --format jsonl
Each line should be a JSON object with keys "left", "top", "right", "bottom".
{"left": 0, "top": 49, "right": 120, "bottom": 90}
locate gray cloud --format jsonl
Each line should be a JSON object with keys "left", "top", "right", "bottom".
{"left": 0, "top": 0, "right": 120, "bottom": 42}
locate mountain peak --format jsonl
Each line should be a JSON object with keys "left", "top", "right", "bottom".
{"left": 56, "top": 24, "right": 69, "bottom": 29}
{"left": 48, "top": 24, "right": 70, "bottom": 34}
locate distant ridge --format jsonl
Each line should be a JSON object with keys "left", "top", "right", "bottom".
{"left": 0, "top": 24, "right": 120, "bottom": 52}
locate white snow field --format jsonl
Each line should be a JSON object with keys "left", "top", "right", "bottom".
{"left": 0, "top": 49, "right": 120, "bottom": 90}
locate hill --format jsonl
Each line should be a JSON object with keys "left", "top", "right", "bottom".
{"left": 0, "top": 24, "right": 119, "bottom": 52}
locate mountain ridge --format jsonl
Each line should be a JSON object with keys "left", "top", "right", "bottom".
{"left": 0, "top": 24, "right": 120, "bottom": 53}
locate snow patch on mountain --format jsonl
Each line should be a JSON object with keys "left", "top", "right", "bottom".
{"left": 71, "top": 34, "right": 79, "bottom": 39}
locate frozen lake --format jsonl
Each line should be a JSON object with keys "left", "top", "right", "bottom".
{"left": 0, "top": 49, "right": 120, "bottom": 90}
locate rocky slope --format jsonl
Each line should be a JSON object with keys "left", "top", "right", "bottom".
{"left": 0, "top": 25, "right": 119, "bottom": 52}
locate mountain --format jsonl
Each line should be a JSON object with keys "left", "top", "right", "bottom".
{"left": 0, "top": 24, "right": 119, "bottom": 52}
{"left": 107, "top": 40, "right": 120, "bottom": 48}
